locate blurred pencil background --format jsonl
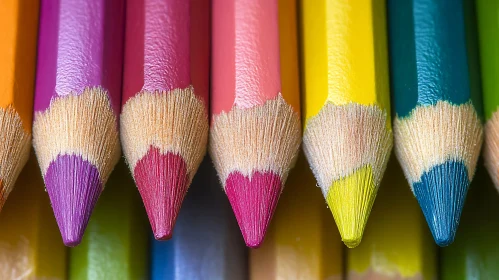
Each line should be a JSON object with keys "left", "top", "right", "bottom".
{"left": 69, "top": 161, "right": 149, "bottom": 280}
{"left": 150, "top": 158, "right": 247, "bottom": 280}
{"left": 0, "top": 156, "right": 66, "bottom": 279}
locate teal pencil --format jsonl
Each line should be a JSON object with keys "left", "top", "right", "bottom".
{"left": 388, "top": 0, "right": 483, "bottom": 246}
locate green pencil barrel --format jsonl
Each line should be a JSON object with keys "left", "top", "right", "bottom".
{"left": 69, "top": 161, "right": 149, "bottom": 280}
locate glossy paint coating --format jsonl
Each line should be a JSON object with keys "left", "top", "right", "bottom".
{"left": 477, "top": 0, "right": 499, "bottom": 120}
{"left": 441, "top": 166, "right": 499, "bottom": 280}
{"left": 150, "top": 158, "right": 247, "bottom": 279}
{"left": 0, "top": 0, "right": 39, "bottom": 130}
{"left": 212, "top": 0, "right": 300, "bottom": 115}
{"left": 70, "top": 161, "right": 149, "bottom": 280}
{"left": 35, "top": 0, "right": 125, "bottom": 115}
{"left": 301, "top": 0, "right": 390, "bottom": 123}
{"left": 389, "top": 0, "right": 482, "bottom": 119}
{"left": 123, "top": 0, "right": 209, "bottom": 106}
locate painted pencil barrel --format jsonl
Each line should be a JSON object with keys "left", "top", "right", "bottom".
{"left": 250, "top": 155, "right": 343, "bottom": 280}
{"left": 347, "top": 157, "right": 436, "bottom": 280}
{"left": 477, "top": 0, "right": 499, "bottom": 190}
{"left": 300, "top": 0, "right": 392, "bottom": 248}
{"left": 388, "top": 0, "right": 483, "bottom": 246}
{"left": 33, "top": 0, "right": 125, "bottom": 247}
{"left": 441, "top": 165, "right": 499, "bottom": 279}
{"left": 69, "top": 161, "right": 149, "bottom": 280}
{"left": 0, "top": 156, "right": 67, "bottom": 279}
{"left": 121, "top": 0, "right": 210, "bottom": 241}
{"left": 0, "top": 0, "right": 39, "bottom": 209}
{"left": 210, "top": 0, "right": 301, "bottom": 248}
{"left": 150, "top": 157, "right": 248, "bottom": 279}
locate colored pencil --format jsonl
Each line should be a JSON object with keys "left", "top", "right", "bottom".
{"left": 33, "top": 0, "right": 125, "bottom": 246}
{"left": 478, "top": 1, "right": 499, "bottom": 190}
{"left": 347, "top": 157, "right": 436, "bottom": 279}
{"left": 121, "top": 0, "right": 209, "bottom": 240}
{"left": 210, "top": 0, "right": 301, "bottom": 248}
{"left": 300, "top": 0, "right": 392, "bottom": 248}
{"left": 0, "top": 0, "right": 39, "bottom": 209}
{"left": 388, "top": 0, "right": 483, "bottom": 246}
{"left": 0, "top": 156, "right": 67, "bottom": 279}
{"left": 250, "top": 155, "right": 343, "bottom": 280}
{"left": 70, "top": 161, "right": 149, "bottom": 280}
{"left": 151, "top": 157, "right": 248, "bottom": 279}
{"left": 441, "top": 164, "right": 499, "bottom": 279}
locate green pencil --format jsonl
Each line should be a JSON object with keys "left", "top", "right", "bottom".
{"left": 478, "top": 0, "right": 499, "bottom": 190}
{"left": 70, "top": 161, "right": 148, "bottom": 280}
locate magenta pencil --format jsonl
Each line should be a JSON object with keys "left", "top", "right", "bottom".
{"left": 33, "top": 0, "right": 124, "bottom": 247}
{"left": 121, "top": 0, "right": 209, "bottom": 240}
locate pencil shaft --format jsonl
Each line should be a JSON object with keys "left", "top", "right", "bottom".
{"left": 210, "top": 0, "right": 301, "bottom": 248}
{"left": 347, "top": 158, "right": 436, "bottom": 280}
{"left": 0, "top": 0, "right": 39, "bottom": 208}
{"left": 477, "top": 0, "right": 499, "bottom": 189}
{"left": 301, "top": 0, "right": 392, "bottom": 248}
{"left": 123, "top": 0, "right": 209, "bottom": 104}
{"left": 388, "top": 0, "right": 483, "bottom": 246}
{"left": 0, "top": 156, "right": 67, "bottom": 279}
{"left": 32, "top": 0, "right": 125, "bottom": 246}
{"left": 70, "top": 161, "right": 149, "bottom": 280}
{"left": 150, "top": 158, "right": 248, "bottom": 279}
{"left": 35, "top": 0, "right": 124, "bottom": 114}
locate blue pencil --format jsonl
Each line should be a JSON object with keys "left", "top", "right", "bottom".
{"left": 388, "top": 0, "right": 483, "bottom": 246}
{"left": 151, "top": 157, "right": 248, "bottom": 279}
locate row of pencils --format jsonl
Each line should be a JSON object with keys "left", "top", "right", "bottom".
{"left": 4, "top": 154, "right": 498, "bottom": 279}
{"left": 1, "top": 0, "right": 498, "bottom": 272}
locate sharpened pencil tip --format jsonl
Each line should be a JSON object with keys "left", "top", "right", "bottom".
{"left": 326, "top": 165, "right": 378, "bottom": 249}
{"left": 134, "top": 148, "right": 189, "bottom": 241}
{"left": 153, "top": 229, "right": 173, "bottom": 241}
{"left": 342, "top": 237, "right": 362, "bottom": 249}
{"left": 225, "top": 171, "right": 282, "bottom": 249}
{"left": 44, "top": 155, "right": 102, "bottom": 248}
{"left": 413, "top": 160, "right": 470, "bottom": 247}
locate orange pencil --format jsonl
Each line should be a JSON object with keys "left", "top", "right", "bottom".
{"left": 0, "top": 0, "right": 39, "bottom": 209}
{"left": 211, "top": 0, "right": 301, "bottom": 248}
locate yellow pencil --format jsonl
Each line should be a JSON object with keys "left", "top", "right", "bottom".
{"left": 0, "top": 155, "right": 67, "bottom": 279}
{"left": 347, "top": 158, "right": 436, "bottom": 279}
{"left": 300, "top": 0, "right": 392, "bottom": 248}
{"left": 250, "top": 156, "right": 343, "bottom": 279}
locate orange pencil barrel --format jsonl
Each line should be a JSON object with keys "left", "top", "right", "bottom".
{"left": 0, "top": 0, "right": 39, "bottom": 208}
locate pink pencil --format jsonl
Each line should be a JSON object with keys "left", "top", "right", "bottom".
{"left": 210, "top": 0, "right": 301, "bottom": 248}
{"left": 32, "top": 0, "right": 124, "bottom": 247}
{"left": 121, "top": 0, "right": 210, "bottom": 240}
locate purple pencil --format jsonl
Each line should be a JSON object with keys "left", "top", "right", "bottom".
{"left": 32, "top": 0, "right": 124, "bottom": 247}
